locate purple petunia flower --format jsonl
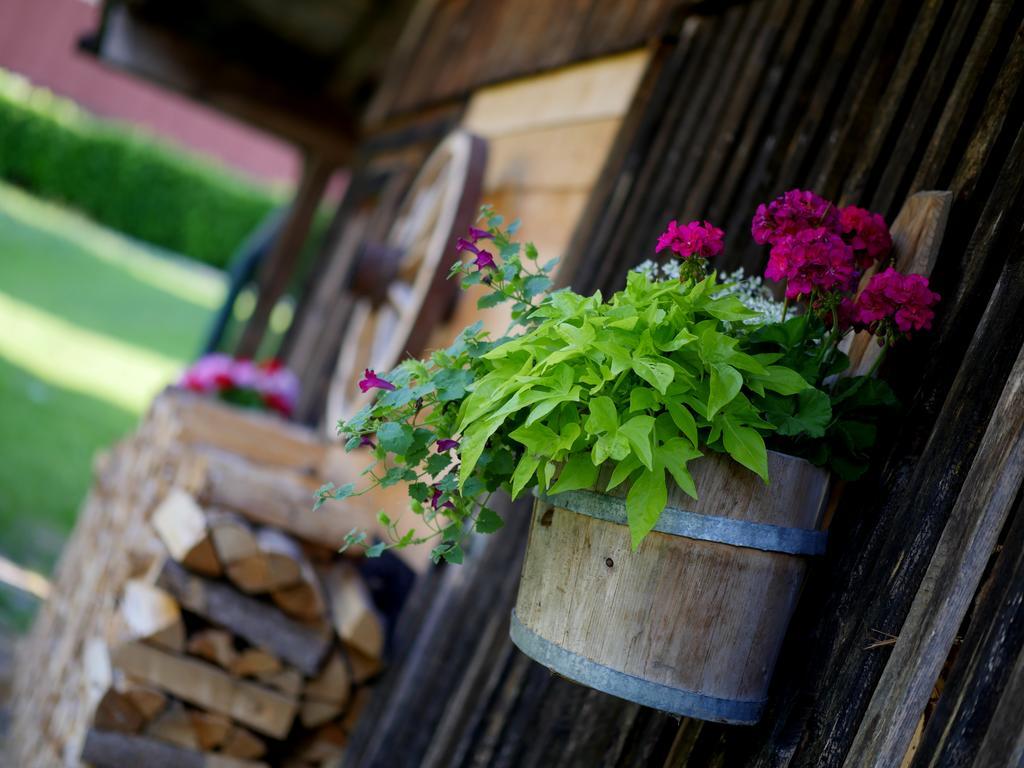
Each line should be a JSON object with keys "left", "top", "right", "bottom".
{"left": 468, "top": 226, "right": 493, "bottom": 242}
{"left": 359, "top": 434, "right": 376, "bottom": 448}
{"left": 358, "top": 368, "right": 396, "bottom": 393}
{"left": 430, "top": 487, "right": 455, "bottom": 512}
{"left": 436, "top": 439, "right": 460, "bottom": 452}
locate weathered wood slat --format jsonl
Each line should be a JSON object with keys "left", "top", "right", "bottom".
{"left": 911, "top": 493, "right": 1024, "bottom": 768}
{"left": 845, "top": 340, "right": 1024, "bottom": 765}
{"left": 82, "top": 729, "right": 268, "bottom": 768}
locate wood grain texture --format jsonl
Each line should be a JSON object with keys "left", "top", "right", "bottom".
{"left": 110, "top": 641, "right": 297, "bottom": 738}
{"left": 846, "top": 341, "right": 1024, "bottom": 766}
{"left": 515, "top": 452, "right": 828, "bottom": 704}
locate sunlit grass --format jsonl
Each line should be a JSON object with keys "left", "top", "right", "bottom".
{"left": 0, "top": 181, "right": 225, "bottom": 609}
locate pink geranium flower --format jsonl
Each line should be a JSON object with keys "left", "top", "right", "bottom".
{"left": 840, "top": 206, "right": 892, "bottom": 269}
{"left": 766, "top": 227, "right": 857, "bottom": 299}
{"left": 655, "top": 220, "right": 724, "bottom": 259}
{"left": 751, "top": 189, "right": 839, "bottom": 245}
{"left": 358, "top": 369, "right": 396, "bottom": 393}
{"left": 855, "top": 268, "right": 940, "bottom": 333}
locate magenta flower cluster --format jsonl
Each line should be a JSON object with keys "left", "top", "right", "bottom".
{"left": 456, "top": 226, "right": 496, "bottom": 271}
{"left": 655, "top": 220, "right": 724, "bottom": 259}
{"left": 751, "top": 189, "right": 936, "bottom": 335}
{"left": 179, "top": 354, "right": 299, "bottom": 416}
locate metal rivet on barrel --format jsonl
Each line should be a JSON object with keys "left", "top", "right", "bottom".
{"left": 605, "top": 557, "right": 614, "bottom": 568}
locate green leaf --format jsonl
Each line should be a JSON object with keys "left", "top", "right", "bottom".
{"left": 548, "top": 453, "right": 599, "bottom": 495}
{"left": 618, "top": 415, "right": 655, "bottom": 471}
{"left": 459, "top": 417, "right": 504, "bottom": 488}
{"left": 772, "top": 388, "right": 832, "bottom": 438}
{"left": 425, "top": 452, "right": 452, "bottom": 476}
{"left": 380, "top": 466, "right": 409, "bottom": 487}
{"left": 475, "top": 507, "right": 505, "bottom": 534}
{"left": 708, "top": 364, "right": 742, "bottom": 418}
{"left": 524, "top": 275, "right": 551, "bottom": 298}
{"left": 478, "top": 291, "right": 508, "bottom": 309}
{"left": 408, "top": 482, "right": 430, "bottom": 503}
{"left": 665, "top": 402, "right": 699, "bottom": 448}
{"left": 632, "top": 358, "right": 675, "bottom": 394}
{"left": 630, "top": 388, "right": 659, "bottom": 413}
{"left": 750, "top": 365, "right": 810, "bottom": 396}
{"left": 376, "top": 422, "right": 414, "bottom": 455}
{"left": 658, "top": 438, "right": 701, "bottom": 500}
{"left": 365, "top": 542, "right": 387, "bottom": 558}
{"left": 720, "top": 416, "right": 769, "bottom": 481}
{"left": 606, "top": 454, "right": 641, "bottom": 490}
{"left": 585, "top": 396, "right": 619, "bottom": 435}
{"left": 626, "top": 466, "right": 667, "bottom": 550}
{"left": 511, "top": 453, "right": 541, "bottom": 499}
{"left": 524, "top": 242, "right": 539, "bottom": 260}
{"left": 433, "top": 368, "right": 474, "bottom": 402}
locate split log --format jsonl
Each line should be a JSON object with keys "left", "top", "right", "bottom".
{"left": 110, "top": 641, "right": 298, "bottom": 738}
{"left": 187, "top": 628, "right": 238, "bottom": 669}
{"left": 195, "top": 448, "right": 378, "bottom": 547}
{"left": 152, "top": 489, "right": 222, "bottom": 577}
{"left": 82, "top": 729, "right": 269, "bottom": 768}
{"left": 256, "top": 666, "right": 304, "bottom": 697}
{"left": 146, "top": 702, "right": 199, "bottom": 750}
{"left": 221, "top": 725, "right": 268, "bottom": 760}
{"left": 272, "top": 578, "right": 327, "bottom": 622}
{"left": 157, "top": 561, "right": 332, "bottom": 675}
{"left": 225, "top": 554, "right": 274, "bottom": 594}
{"left": 255, "top": 528, "right": 304, "bottom": 588}
{"left": 294, "top": 723, "right": 347, "bottom": 765}
{"left": 85, "top": 637, "right": 163, "bottom": 734}
{"left": 121, "top": 680, "right": 168, "bottom": 722}
{"left": 347, "top": 647, "right": 383, "bottom": 685}
{"left": 300, "top": 698, "right": 345, "bottom": 728}
{"left": 322, "top": 562, "right": 384, "bottom": 660}
{"left": 206, "top": 509, "right": 260, "bottom": 566}
{"left": 268, "top": 533, "right": 326, "bottom": 621}
{"left": 190, "top": 709, "right": 232, "bottom": 751}
{"left": 112, "top": 579, "right": 185, "bottom": 652}
{"left": 304, "top": 652, "right": 351, "bottom": 706}
{"left": 230, "top": 648, "right": 282, "bottom": 678}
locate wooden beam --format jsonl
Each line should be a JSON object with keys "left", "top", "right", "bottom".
{"left": 236, "top": 152, "right": 335, "bottom": 357}
{"left": 156, "top": 560, "right": 332, "bottom": 675}
{"left": 845, "top": 340, "right": 1024, "bottom": 766}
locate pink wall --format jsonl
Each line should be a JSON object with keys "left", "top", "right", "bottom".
{"left": 0, "top": 0, "right": 299, "bottom": 184}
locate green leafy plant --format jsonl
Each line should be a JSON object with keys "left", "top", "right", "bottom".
{"left": 321, "top": 196, "right": 938, "bottom": 562}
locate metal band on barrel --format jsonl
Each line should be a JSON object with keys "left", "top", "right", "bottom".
{"left": 510, "top": 611, "right": 765, "bottom": 724}
{"left": 536, "top": 489, "right": 827, "bottom": 556}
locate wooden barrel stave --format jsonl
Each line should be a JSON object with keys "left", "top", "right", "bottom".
{"left": 512, "top": 450, "right": 829, "bottom": 724}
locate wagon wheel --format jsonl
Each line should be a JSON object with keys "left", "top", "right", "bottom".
{"left": 324, "top": 131, "right": 487, "bottom": 434}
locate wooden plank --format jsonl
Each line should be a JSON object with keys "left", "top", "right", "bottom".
{"left": 111, "top": 641, "right": 298, "bottom": 738}
{"left": 482, "top": 119, "right": 621, "bottom": 191}
{"left": 972, "top": 646, "right": 1024, "bottom": 768}
{"left": 82, "top": 729, "right": 269, "bottom": 768}
{"left": 845, "top": 341, "right": 1024, "bottom": 765}
{"left": 157, "top": 560, "right": 332, "bottom": 675}
{"left": 462, "top": 50, "right": 649, "bottom": 137}
{"left": 914, "top": 493, "right": 1024, "bottom": 766}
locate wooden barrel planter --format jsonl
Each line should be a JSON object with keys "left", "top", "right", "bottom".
{"left": 510, "top": 450, "right": 830, "bottom": 724}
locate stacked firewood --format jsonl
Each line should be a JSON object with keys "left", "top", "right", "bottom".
{"left": 9, "top": 390, "right": 396, "bottom": 768}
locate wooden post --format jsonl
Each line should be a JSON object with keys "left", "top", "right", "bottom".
{"left": 236, "top": 152, "right": 335, "bottom": 358}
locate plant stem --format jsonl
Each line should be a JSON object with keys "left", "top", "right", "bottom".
{"left": 781, "top": 295, "right": 789, "bottom": 322}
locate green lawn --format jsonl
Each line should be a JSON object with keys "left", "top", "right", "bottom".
{"left": 0, "top": 182, "right": 225, "bottom": 624}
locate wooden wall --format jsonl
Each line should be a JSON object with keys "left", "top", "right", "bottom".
{"left": 342, "top": 0, "right": 1024, "bottom": 766}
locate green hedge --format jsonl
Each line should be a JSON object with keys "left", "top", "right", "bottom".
{"left": 0, "top": 70, "right": 282, "bottom": 269}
